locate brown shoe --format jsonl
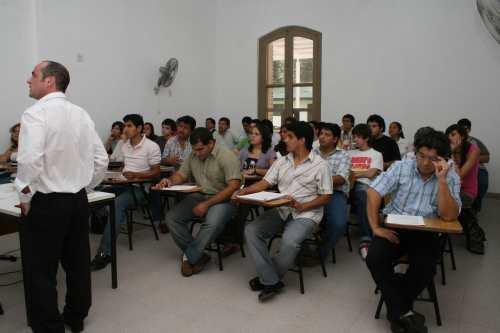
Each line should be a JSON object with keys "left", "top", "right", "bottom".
{"left": 159, "top": 223, "right": 169, "bottom": 234}
{"left": 191, "top": 253, "right": 211, "bottom": 275}
{"left": 181, "top": 259, "right": 193, "bottom": 277}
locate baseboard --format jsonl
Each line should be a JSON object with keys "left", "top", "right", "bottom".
{"left": 486, "top": 192, "right": 500, "bottom": 199}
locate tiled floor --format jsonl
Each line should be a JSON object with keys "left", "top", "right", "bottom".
{"left": 1, "top": 198, "right": 499, "bottom": 332}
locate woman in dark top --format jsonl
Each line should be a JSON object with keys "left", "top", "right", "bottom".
{"left": 144, "top": 122, "right": 161, "bottom": 147}
{"left": 239, "top": 122, "right": 276, "bottom": 177}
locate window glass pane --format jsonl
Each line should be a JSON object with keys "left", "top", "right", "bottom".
{"left": 299, "top": 111, "right": 309, "bottom": 122}
{"left": 293, "top": 37, "right": 313, "bottom": 84}
{"left": 293, "top": 86, "right": 313, "bottom": 109}
{"left": 267, "top": 87, "right": 285, "bottom": 109}
{"left": 267, "top": 38, "right": 285, "bottom": 85}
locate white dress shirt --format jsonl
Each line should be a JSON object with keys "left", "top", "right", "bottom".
{"left": 15, "top": 92, "right": 108, "bottom": 203}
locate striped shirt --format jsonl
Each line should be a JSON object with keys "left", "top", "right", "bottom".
{"left": 264, "top": 152, "right": 333, "bottom": 223}
{"left": 161, "top": 136, "right": 192, "bottom": 167}
{"left": 313, "top": 147, "right": 351, "bottom": 194}
{"left": 370, "top": 160, "right": 462, "bottom": 218}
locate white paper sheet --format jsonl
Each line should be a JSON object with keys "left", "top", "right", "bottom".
{"left": 386, "top": 214, "right": 425, "bottom": 226}
{"left": 160, "top": 185, "right": 199, "bottom": 191}
{"left": 237, "top": 191, "right": 287, "bottom": 202}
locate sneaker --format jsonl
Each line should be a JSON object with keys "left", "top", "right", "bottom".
{"left": 90, "top": 252, "right": 111, "bottom": 271}
{"left": 359, "top": 242, "right": 370, "bottom": 261}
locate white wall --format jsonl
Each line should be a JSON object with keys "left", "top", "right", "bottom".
{"left": 1, "top": 0, "right": 216, "bottom": 145}
{"left": 0, "top": 0, "right": 37, "bottom": 145}
{"left": 214, "top": 0, "right": 500, "bottom": 192}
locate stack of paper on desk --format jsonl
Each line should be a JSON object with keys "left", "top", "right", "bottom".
{"left": 160, "top": 185, "right": 199, "bottom": 191}
{"left": 386, "top": 214, "right": 425, "bottom": 226}
{"left": 237, "top": 191, "right": 287, "bottom": 202}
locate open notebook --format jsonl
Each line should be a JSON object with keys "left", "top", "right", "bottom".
{"left": 160, "top": 185, "right": 199, "bottom": 191}
{"left": 386, "top": 214, "right": 425, "bottom": 226}
{"left": 237, "top": 191, "right": 288, "bottom": 203}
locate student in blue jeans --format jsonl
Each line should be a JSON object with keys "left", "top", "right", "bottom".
{"left": 313, "top": 123, "right": 351, "bottom": 259}
{"left": 91, "top": 114, "right": 162, "bottom": 271}
{"left": 349, "top": 124, "right": 383, "bottom": 260}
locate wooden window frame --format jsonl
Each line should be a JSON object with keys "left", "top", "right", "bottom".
{"left": 258, "top": 26, "right": 322, "bottom": 124}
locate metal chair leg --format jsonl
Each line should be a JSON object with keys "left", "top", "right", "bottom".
{"left": 447, "top": 235, "right": 457, "bottom": 270}
{"left": 428, "top": 280, "right": 442, "bottom": 326}
{"left": 297, "top": 254, "right": 305, "bottom": 294}
{"left": 127, "top": 210, "right": 133, "bottom": 251}
{"left": 375, "top": 295, "right": 384, "bottom": 319}
{"left": 216, "top": 243, "right": 224, "bottom": 271}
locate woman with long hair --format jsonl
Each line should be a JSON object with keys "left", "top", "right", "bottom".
{"left": 446, "top": 124, "right": 484, "bottom": 254}
{"left": 239, "top": 122, "right": 276, "bottom": 176}
{"left": 389, "top": 121, "right": 410, "bottom": 158}
{"left": 0, "top": 123, "right": 20, "bottom": 163}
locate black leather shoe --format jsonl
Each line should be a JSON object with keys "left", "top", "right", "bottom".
{"left": 63, "top": 316, "right": 84, "bottom": 333}
{"left": 90, "top": 252, "right": 111, "bottom": 271}
{"left": 249, "top": 277, "right": 265, "bottom": 291}
{"left": 258, "top": 282, "right": 284, "bottom": 302}
{"left": 390, "top": 314, "right": 428, "bottom": 333}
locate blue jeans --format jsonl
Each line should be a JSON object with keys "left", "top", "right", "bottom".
{"left": 320, "top": 191, "right": 348, "bottom": 257}
{"left": 165, "top": 193, "right": 236, "bottom": 264}
{"left": 472, "top": 168, "right": 488, "bottom": 213}
{"left": 245, "top": 209, "right": 316, "bottom": 286}
{"left": 353, "top": 182, "right": 372, "bottom": 243}
{"left": 99, "top": 185, "right": 162, "bottom": 256}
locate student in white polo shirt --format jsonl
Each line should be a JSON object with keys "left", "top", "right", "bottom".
{"left": 91, "top": 114, "right": 161, "bottom": 270}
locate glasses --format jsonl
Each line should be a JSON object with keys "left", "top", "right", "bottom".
{"left": 416, "top": 153, "right": 440, "bottom": 162}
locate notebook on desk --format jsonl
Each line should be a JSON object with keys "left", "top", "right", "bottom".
{"left": 237, "top": 191, "right": 288, "bottom": 203}
{"left": 386, "top": 214, "right": 425, "bottom": 227}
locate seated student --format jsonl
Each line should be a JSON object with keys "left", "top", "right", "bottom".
{"left": 236, "top": 121, "right": 332, "bottom": 302}
{"left": 313, "top": 123, "right": 351, "bottom": 258}
{"left": 157, "top": 118, "right": 177, "bottom": 155}
{"left": 0, "top": 123, "right": 20, "bottom": 163}
{"left": 366, "top": 129, "right": 460, "bottom": 333}
{"left": 213, "top": 117, "right": 240, "bottom": 150}
{"left": 341, "top": 114, "right": 355, "bottom": 150}
{"left": 90, "top": 114, "right": 161, "bottom": 270}
{"left": 108, "top": 132, "right": 127, "bottom": 162}
{"left": 235, "top": 116, "right": 253, "bottom": 152}
{"left": 154, "top": 128, "right": 241, "bottom": 276}
{"left": 389, "top": 121, "right": 411, "bottom": 158}
{"left": 162, "top": 115, "right": 196, "bottom": 169}
{"left": 349, "top": 124, "right": 384, "bottom": 260}
{"left": 274, "top": 117, "right": 297, "bottom": 158}
{"left": 261, "top": 119, "right": 280, "bottom": 148}
{"left": 457, "top": 118, "right": 490, "bottom": 214}
{"left": 205, "top": 117, "right": 216, "bottom": 134}
{"left": 0, "top": 123, "right": 20, "bottom": 184}
{"left": 309, "top": 120, "right": 321, "bottom": 149}
{"left": 104, "top": 121, "right": 124, "bottom": 154}
{"left": 446, "top": 124, "right": 484, "bottom": 254}
{"left": 144, "top": 122, "right": 161, "bottom": 146}
{"left": 367, "top": 114, "right": 400, "bottom": 170}
{"left": 239, "top": 122, "right": 276, "bottom": 176}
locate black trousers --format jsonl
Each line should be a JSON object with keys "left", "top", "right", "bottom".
{"left": 366, "top": 230, "right": 440, "bottom": 322}
{"left": 21, "top": 189, "right": 91, "bottom": 333}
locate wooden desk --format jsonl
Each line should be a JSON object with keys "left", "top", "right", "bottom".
{"left": 385, "top": 217, "right": 463, "bottom": 234}
{"left": 0, "top": 184, "right": 117, "bottom": 323}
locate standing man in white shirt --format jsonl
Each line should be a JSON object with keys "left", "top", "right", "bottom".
{"left": 16, "top": 61, "right": 108, "bottom": 333}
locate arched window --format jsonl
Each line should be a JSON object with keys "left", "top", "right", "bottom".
{"left": 258, "top": 26, "right": 322, "bottom": 127}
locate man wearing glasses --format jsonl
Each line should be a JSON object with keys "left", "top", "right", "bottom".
{"left": 365, "top": 128, "right": 461, "bottom": 333}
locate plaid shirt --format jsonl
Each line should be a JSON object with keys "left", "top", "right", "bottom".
{"left": 264, "top": 152, "right": 333, "bottom": 224}
{"left": 313, "top": 147, "right": 351, "bottom": 194}
{"left": 161, "top": 136, "right": 192, "bottom": 163}
{"left": 370, "top": 160, "right": 462, "bottom": 217}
